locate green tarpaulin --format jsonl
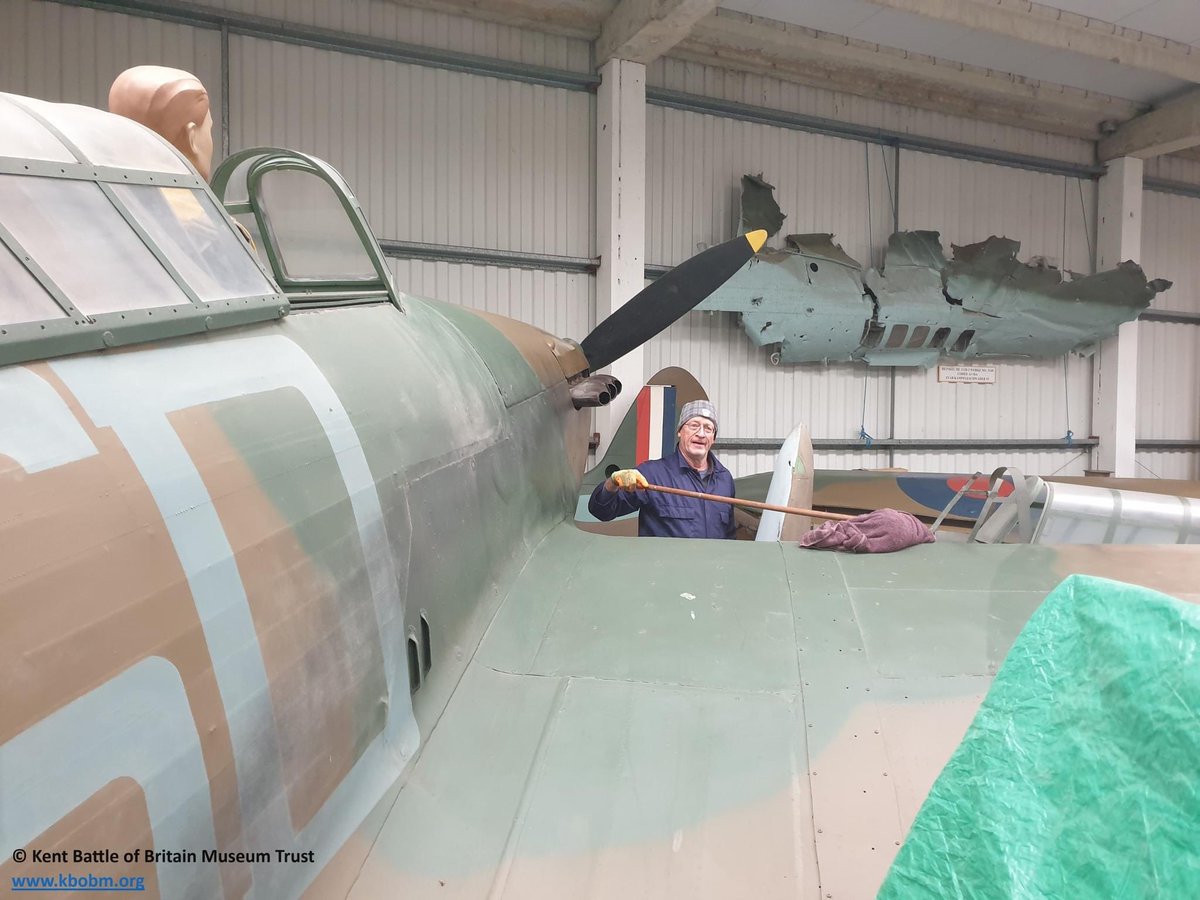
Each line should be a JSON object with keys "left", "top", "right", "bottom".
{"left": 879, "top": 574, "right": 1200, "bottom": 899}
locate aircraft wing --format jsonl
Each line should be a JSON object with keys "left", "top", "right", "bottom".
{"left": 325, "top": 525, "right": 1200, "bottom": 899}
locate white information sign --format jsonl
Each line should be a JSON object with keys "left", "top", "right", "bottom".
{"left": 938, "top": 364, "right": 996, "bottom": 384}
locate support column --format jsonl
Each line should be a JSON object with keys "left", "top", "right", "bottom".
{"left": 1091, "top": 157, "right": 1142, "bottom": 476}
{"left": 594, "top": 58, "right": 646, "bottom": 459}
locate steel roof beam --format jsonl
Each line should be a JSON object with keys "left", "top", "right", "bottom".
{"left": 679, "top": 9, "right": 1142, "bottom": 142}
{"left": 1100, "top": 89, "right": 1200, "bottom": 161}
{"left": 596, "top": 0, "right": 720, "bottom": 66}
{"left": 861, "top": 0, "right": 1200, "bottom": 84}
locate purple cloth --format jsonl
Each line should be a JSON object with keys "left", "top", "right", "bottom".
{"left": 798, "top": 508, "right": 935, "bottom": 553}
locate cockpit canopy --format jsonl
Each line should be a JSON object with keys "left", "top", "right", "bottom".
{"left": 212, "top": 149, "right": 399, "bottom": 307}
{"left": 0, "top": 93, "right": 400, "bottom": 367}
{"left": 0, "top": 92, "right": 287, "bottom": 367}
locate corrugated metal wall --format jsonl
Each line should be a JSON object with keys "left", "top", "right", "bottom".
{"left": 891, "top": 151, "right": 1095, "bottom": 476}
{"left": 644, "top": 104, "right": 897, "bottom": 476}
{"left": 177, "top": 0, "right": 593, "bottom": 72}
{"left": 1, "top": 0, "right": 222, "bottom": 121}
{"left": 642, "top": 86, "right": 1108, "bottom": 477}
{"left": 228, "top": 36, "right": 593, "bottom": 260}
{"left": 647, "top": 57, "right": 1095, "bottom": 167}
{"left": 6, "top": 0, "right": 1200, "bottom": 481}
{"left": 388, "top": 260, "right": 593, "bottom": 339}
{"left": 1137, "top": 188, "right": 1200, "bottom": 478}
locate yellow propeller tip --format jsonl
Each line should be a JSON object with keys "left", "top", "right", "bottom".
{"left": 745, "top": 229, "right": 768, "bottom": 253}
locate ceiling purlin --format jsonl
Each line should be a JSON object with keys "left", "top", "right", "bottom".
{"left": 680, "top": 9, "right": 1143, "bottom": 142}
{"left": 596, "top": 0, "right": 722, "bottom": 66}
{"left": 389, "top": 1, "right": 1155, "bottom": 142}
{"left": 1101, "top": 88, "right": 1200, "bottom": 161}
{"left": 390, "top": 0, "right": 610, "bottom": 40}
{"left": 862, "top": 0, "right": 1200, "bottom": 84}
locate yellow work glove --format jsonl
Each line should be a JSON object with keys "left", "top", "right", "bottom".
{"left": 607, "top": 469, "right": 649, "bottom": 492}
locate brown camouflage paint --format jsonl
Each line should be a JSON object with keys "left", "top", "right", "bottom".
{"left": 0, "top": 366, "right": 250, "bottom": 899}
{"left": 0, "top": 778, "right": 162, "bottom": 899}
{"left": 174, "top": 398, "right": 387, "bottom": 834}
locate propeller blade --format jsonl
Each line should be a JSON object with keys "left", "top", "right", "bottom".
{"left": 580, "top": 229, "right": 767, "bottom": 372}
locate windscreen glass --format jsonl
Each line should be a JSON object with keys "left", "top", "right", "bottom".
{"left": 0, "top": 241, "right": 65, "bottom": 326}
{"left": 0, "top": 96, "right": 76, "bottom": 163}
{"left": 0, "top": 175, "right": 188, "bottom": 316}
{"left": 258, "top": 168, "right": 377, "bottom": 282}
{"left": 114, "top": 185, "right": 275, "bottom": 302}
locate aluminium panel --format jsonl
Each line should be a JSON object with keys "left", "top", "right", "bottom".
{"left": 1145, "top": 155, "right": 1200, "bottom": 189}
{"left": 645, "top": 311, "right": 895, "bottom": 467}
{"left": 1137, "top": 321, "right": 1200, "bottom": 444}
{"left": 1134, "top": 452, "right": 1200, "bottom": 480}
{"left": 1142, "top": 190, "right": 1200, "bottom": 314}
{"left": 893, "top": 151, "right": 1098, "bottom": 467}
{"left": 643, "top": 105, "right": 895, "bottom": 468}
{"left": 171, "top": 0, "right": 592, "bottom": 72}
{"left": 229, "top": 36, "right": 593, "bottom": 262}
{"left": 386, "top": 259, "right": 593, "bottom": 349}
{"left": 0, "top": 0, "right": 222, "bottom": 141}
{"left": 647, "top": 57, "right": 1094, "bottom": 168}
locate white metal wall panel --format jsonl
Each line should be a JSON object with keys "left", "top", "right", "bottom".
{"left": 1145, "top": 155, "right": 1200, "bottom": 187}
{"left": 647, "top": 106, "right": 895, "bottom": 268}
{"left": 1137, "top": 322, "right": 1200, "bottom": 439}
{"left": 1137, "top": 192, "right": 1200, "bottom": 476}
{"left": 230, "top": 36, "right": 593, "bottom": 259}
{"left": 1142, "top": 191, "right": 1200, "bottom": 313}
{"left": 387, "top": 259, "right": 593, "bottom": 342}
{"left": 0, "top": 0, "right": 221, "bottom": 125}
{"left": 890, "top": 450, "right": 1089, "bottom": 477}
{"left": 182, "top": 0, "right": 592, "bottom": 72}
{"left": 888, "top": 150, "right": 1096, "bottom": 474}
{"left": 898, "top": 151, "right": 1095, "bottom": 271}
{"left": 645, "top": 310, "right": 896, "bottom": 471}
{"left": 721, "top": 449, "right": 892, "bottom": 480}
{"left": 644, "top": 103, "right": 895, "bottom": 476}
{"left": 649, "top": 57, "right": 1094, "bottom": 167}
{"left": 891, "top": 359, "right": 1090, "bottom": 441}
{"left": 1134, "top": 452, "right": 1199, "bottom": 480}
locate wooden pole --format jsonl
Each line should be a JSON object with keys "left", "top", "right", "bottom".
{"left": 643, "top": 483, "right": 855, "bottom": 522}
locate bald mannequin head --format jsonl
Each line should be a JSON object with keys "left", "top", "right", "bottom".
{"left": 108, "top": 65, "right": 213, "bottom": 179}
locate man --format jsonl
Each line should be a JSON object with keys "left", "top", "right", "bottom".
{"left": 588, "top": 400, "right": 735, "bottom": 539}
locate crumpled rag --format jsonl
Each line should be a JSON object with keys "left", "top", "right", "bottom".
{"left": 798, "top": 508, "right": 935, "bottom": 553}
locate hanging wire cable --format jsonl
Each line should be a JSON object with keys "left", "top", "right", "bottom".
{"left": 1063, "top": 355, "right": 1074, "bottom": 446}
{"left": 859, "top": 372, "right": 874, "bottom": 447}
{"left": 1047, "top": 452, "right": 1088, "bottom": 476}
{"left": 1136, "top": 459, "right": 1164, "bottom": 479}
{"left": 1061, "top": 176, "right": 1069, "bottom": 270}
{"left": 865, "top": 143, "right": 874, "bottom": 267}
{"left": 1077, "top": 179, "right": 1094, "bottom": 267}
{"left": 882, "top": 144, "right": 897, "bottom": 230}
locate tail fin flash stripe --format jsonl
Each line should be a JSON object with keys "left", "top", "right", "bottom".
{"left": 635, "top": 387, "right": 651, "bottom": 465}
{"left": 660, "top": 386, "right": 676, "bottom": 459}
{"left": 635, "top": 385, "right": 676, "bottom": 464}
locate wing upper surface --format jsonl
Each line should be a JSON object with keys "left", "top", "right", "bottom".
{"left": 339, "top": 526, "right": 1200, "bottom": 899}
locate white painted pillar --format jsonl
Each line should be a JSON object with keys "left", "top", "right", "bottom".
{"left": 1091, "top": 156, "right": 1143, "bottom": 476}
{"left": 594, "top": 58, "right": 646, "bottom": 459}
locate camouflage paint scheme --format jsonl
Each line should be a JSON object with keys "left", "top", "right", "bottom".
{"left": 9, "top": 288, "right": 1200, "bottom": 900}
{"left": 6, "top": 103, "right": 1200, "bottom": 900}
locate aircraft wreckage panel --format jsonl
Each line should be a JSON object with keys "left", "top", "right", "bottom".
{"left": 700, "top": 223, "right": 1169, "bottom": 367}
{"left": 695, "top": 236, "right": 871, "bottom": 364}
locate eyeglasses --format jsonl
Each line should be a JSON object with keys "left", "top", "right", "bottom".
{"left": 681, "top": 421, "right": 715, "bottom": 436}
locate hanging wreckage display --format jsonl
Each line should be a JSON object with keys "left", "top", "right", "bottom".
{"left": 697, "top": 175, "right": 1172, "bottom": 367}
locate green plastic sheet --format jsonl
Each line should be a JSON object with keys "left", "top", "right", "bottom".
{"left": 879, "top": 574, "right": 1200, "bottom": 899}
